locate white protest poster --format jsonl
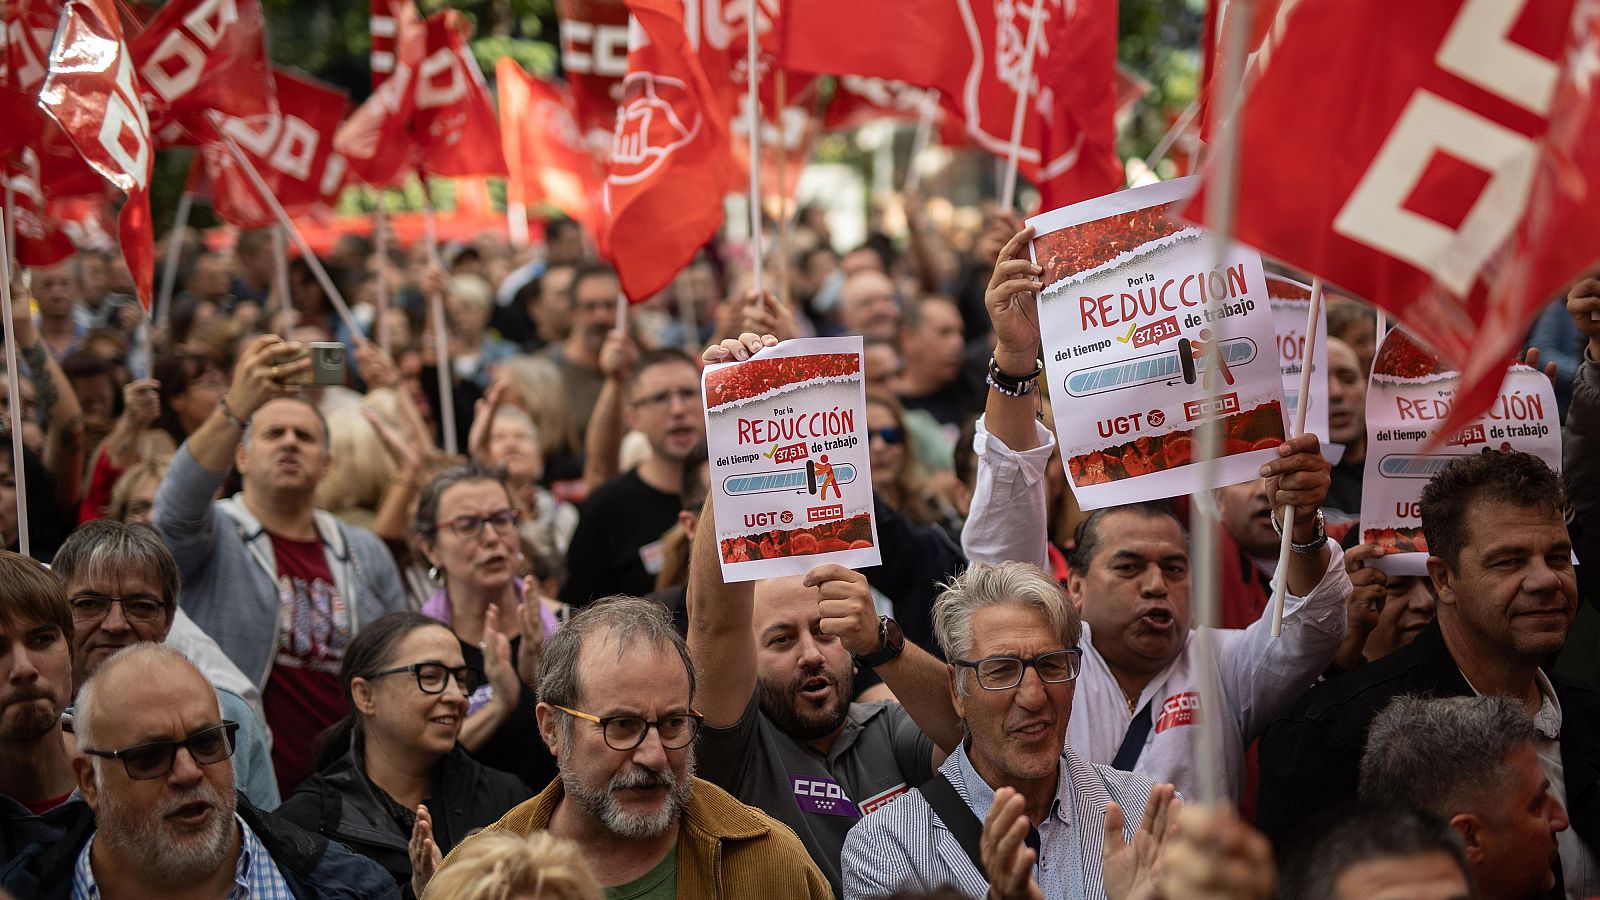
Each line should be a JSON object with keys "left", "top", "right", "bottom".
{"left": 1359, "top": 328, "right": 1561, "bottom": 575}
{"left": 702, "top": 336, "right": 881, "bottom": 582}
{"left": 1266, "top": 274, "right": 1329, "bottom": 441}
{"left": 1026, "top": 177, "right": 1288, "bottom": 510}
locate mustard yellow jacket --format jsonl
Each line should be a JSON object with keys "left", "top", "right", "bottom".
{"left": 437, "top": 776, "right": 834, "bottom": 899}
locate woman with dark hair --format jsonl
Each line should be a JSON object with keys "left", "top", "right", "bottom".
{"left": 152, "top": 351, "right": 229, "bottom": 447}
{"left": 276, "top": 612, "right": 528, "bottom": 893}
{"left": 412, "top": 462, "right": 558, "bottom": 789}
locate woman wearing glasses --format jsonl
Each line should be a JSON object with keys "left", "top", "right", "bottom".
{"left": 411, "top": 463, "right": 560, "bottom": 790}
{"left": 277, "top": 612, "right": 529, "bottom": 893}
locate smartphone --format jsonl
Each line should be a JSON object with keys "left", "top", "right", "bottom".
{"left": 281, "top": 342, "right": 347, "bottom": 386}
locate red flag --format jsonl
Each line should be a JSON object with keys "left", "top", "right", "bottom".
{"left": 496, "top": 59, "right": 601, "bottom": 230}
{"left": 1035, "top": 0, "right": 1122, "bottom": 206}
{"left": 128, "top": 0, "right": 277, "bottom": 144}
{"left": 556, "top": 0, "right": 630, "bottom": 160}
{"left": 370, "top": 0, "right": 411, "bottom": 89}
{"left": 783, "top": 0, "right": 1119, "bottom": 199}
{"left": 4, "top": 0, "right": 103, "bottom": 194}
{"left": 823, "top": 76, "right": 945, "bottom": 132}
{"left": 200, "top": 68, "right": 350, "bottom": 228}
{"left": 3, "top": 149, "right": 75, "bottom": 266}
{"left": 602, "top": 0, "right": 733, "bottom": 301}
{"left": 412, "top": 10, "right": 505, "bottom": 178}
{"left": 37, "top": 0, "right": 155, "bottom": 308}
{"left": 335, "top": 0, "right": 425, "bottom": 187}
{"left": 1189, "top": 0, "right": 1600, "bottom": 438}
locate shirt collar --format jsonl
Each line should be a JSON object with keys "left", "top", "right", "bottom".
{"left": 73, "top": 814, "right": 281, "bottom": 900}
{"left": 1456, "top": 667, "right": 1562, "bottom": 741}
{"left": 953, "top": 742, "right": 1072, "bottom": 828}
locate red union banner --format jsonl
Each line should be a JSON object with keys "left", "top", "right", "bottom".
{"left": 3, "top": 149, "right": 75, "bottom": 266}
{"left": 556, "top": 0, "right": 629, "bottom": 161}
{"left": 129, "top": 0, "right": 277, "bottom": 142}
{"left": 38, "top": 0, "right": 156, "bottom": 308}
{"left": 1189, "top": 0, "right": 1600, "bottom": 439}
{"left": 496, "top": 59, "right": 600, "bottom": 230}
{"left": 412, "top": 10, "right": 506, "bottom": 178}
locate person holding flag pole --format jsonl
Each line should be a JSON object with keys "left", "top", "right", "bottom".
{"left": 0, "top": 221, "right": 33, "bottom": 560}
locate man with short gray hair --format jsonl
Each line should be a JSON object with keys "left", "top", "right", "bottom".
{"left": 1360, "top": 694, "right": 1568, "bottom": 900}
{"left": 439, "top": 596, "right": 831, "bottom": 898}
{"left": 841, "top": 561, "right": 1174, "bottom": 900}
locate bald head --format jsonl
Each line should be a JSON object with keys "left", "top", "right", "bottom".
{"left": 840, "top": 271, "right": 900, "bottom": 341}
{"left": 74, "top": 643, "right": 216, "bottom": 750}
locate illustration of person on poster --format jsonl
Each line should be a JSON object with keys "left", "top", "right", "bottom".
{"left": 701, "top": 336, "right": 881, "bottom": 582}
{"left": 1359, "top": 327, "right": 1561, "bottom": 575}
{"left": 1026, "top": 176, "right": 1289, "bottom": 510}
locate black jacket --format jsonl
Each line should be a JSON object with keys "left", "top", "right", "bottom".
{"left": 275, "top": 740, "right": 529, "bottom": 887}
{"left": 0, "top": 794, "right": 397, "bottom": 900}
{"left": 1257, "top": 618, "right": 1600, "bottom": 858}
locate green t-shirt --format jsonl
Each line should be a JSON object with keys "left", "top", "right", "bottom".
{"left": 604, "top": 845, "right": 677, "bottom": 900}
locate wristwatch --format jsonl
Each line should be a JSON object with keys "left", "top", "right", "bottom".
{"left": 855, "top": 616, "right": 905, "bottom": 668}
{"left": 1271, "top": 507, "right": 1327, "bottom": 554}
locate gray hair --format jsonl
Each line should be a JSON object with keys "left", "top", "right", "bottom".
{"left": 413, "top": 461, "right": 511, "bottom": 540}
{"left": 53, "top": 520, "right": 181, "bottom": 610}
{"left": 537, "top": 596, "right": 696, "bottom": 718}
{"left": 1359, "top": 694, "right": 1538, "bottom": 817}
{"left": 932, "top": 561, "right": 1081, "bottom": 697}
{"left": 1279, "top": 803, "right": 1472, "bottom": 900}
{"left": 241, "top": 395, "right": 331, "bottom": 450}
{"left": 75, "top": 642, "right": 200, "bottom": 751}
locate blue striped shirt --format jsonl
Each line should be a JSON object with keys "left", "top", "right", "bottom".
{"left": 955, "top": 745, "right": 1086, "bottom": 900}
{"left": 72, "top": 813, "right": 293, "bottom": 900}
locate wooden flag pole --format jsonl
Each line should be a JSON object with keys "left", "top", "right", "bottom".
{"left": 1269, "top": 277, "right": 1325, "bottom": 636}
{"left": 418, "top": 183, "right": 458, "bottom": 456}
{"left": 904, "top": 90, "right": 940, "bottom": 194}
{"left": 1190, "top": 0, "right": 1255, "bottom": 807}
{"left": 1143, "top": 97, "right": 1201, "bottom": 174}
{"left": 373, "top": 197, "right": 392, "bottom": 351}
{"left": 155, "top": 189, "right": 194, "bottom": 327}
{"left": 745, "top": 0, "right": 765, "bottom": 295}
{"left": 271, "top": 224, "right": 291, "bottom": 324}
{"left": 0, "top": 187, "right": 31, "bottom": 558}
{"left": 774, "top": 69, "right": 791, "bottom": 308}
{"left": 998, "top": 0, "right": 1047, "bottom": 212}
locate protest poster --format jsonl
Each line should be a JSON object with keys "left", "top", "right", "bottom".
{"left": 702, "top": 336, "right": 881, "bottom": 582}
{"left": 1359, "top": 328, "right": 1561, "bottom": 575}
{"left": 1026, "top": 177, "right": 1288, "bottom": 510}
{"left": 1266, "top": 274, "right": 1329, "bottom": 443}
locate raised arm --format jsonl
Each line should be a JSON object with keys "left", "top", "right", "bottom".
{"left": 7, "top": 287, "right": 86, "bottom": 509}
{"left": 686, "top": 332, "right": 775, "bottom": 728}
{"left": 183, "top": 334, "right": 309, "bottom": 475}
{"left": 581, "top": 328, "right": 638, "bottom": 490}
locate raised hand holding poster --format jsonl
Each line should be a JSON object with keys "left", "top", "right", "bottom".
{"left": 1026, "top": 177, "right": 1288, "bottom": 510}
{"left": 1359, "top": 328, "right": 1560, "bottom": 575}
{"left": 703, "top": 336, "right": 882, "bottom": 582}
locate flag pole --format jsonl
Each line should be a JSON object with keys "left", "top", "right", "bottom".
{"left": 998, "top": 0, "right": 1047, "bottom": 212}
{"left": 211, "top": 121, "right": 364, "bottom": 341}
{"left": 904, "top": 90, "right": 940, "bottom": 194}
{"left": 373, "top": 194, "right": 392, "bottom": 351}
{"left": 155, "top": 188, "right": 193, "bottom": 328}
{"left": 1269, "top": 276, "right": 1324, "bottom": 636}
{"left": 774, "top": 69, "right": 791, "bottom": 307}
{"left": 1191, "top": 0, "right": 1254, "bottom": 808}
{"left": 745, "top": 0, "right": 765, "bottom": 295}
{"left": 418, "top": 180, "right": 458, "bottom": 455}
{"left": 1143, "top": 96, "right": 1201, "bottom": 174}
{"left": 271, "top": 223, "right": 290, "bottom": 325}
{"left": 1, "top": 185, "right": 31, "bottom": 558}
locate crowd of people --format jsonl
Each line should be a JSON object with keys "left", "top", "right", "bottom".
{"left": 0, "top": 200, "right": 1595, "bottom": 900}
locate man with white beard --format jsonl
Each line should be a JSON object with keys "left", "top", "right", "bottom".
{"left": 436, "top": 597, "right": 830, "bottom": 899}
{"left": 40, "top": 644, "right": 396, "bottom": 900}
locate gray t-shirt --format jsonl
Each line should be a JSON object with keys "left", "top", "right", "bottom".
{"left": 698, "top": 692, "right": 935, "bottom": 895}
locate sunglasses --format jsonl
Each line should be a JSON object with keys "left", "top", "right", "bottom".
{"left": 80, "top": 722, "right": 240, "bottom": 780}
{"left": 868, "top": 426, "right": 905, "bottom": 445}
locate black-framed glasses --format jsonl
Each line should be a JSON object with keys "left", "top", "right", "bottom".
{"left": 367, "top": 662, "right": 483, "bottom": 695}
{"left": 953, "top": 649, "right": 1083, "bottom": 691}
{"left": 868, "top": 426, "right": 905, "bottom": 446}
{"left": 69, "top": 593, "right": 168, "bottom": 623}
{"left": 437, "top": 509, "right": 521, "bottom": 540}
{"left": 80, "top": 722, "right": 240, "bottom": 780}
{"left": 553, "top": 705, "right": 703, "bottom": 751}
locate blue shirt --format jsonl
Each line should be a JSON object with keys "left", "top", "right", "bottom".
{"left": 72, "top": 813, "right": 294, "bottom": 900}
{"left": 954, "top": 744, "right": 1086, "bottom": 899}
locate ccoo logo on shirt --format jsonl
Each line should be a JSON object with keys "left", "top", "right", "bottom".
{"left": 1154, "top": 691, "right": 1201, "bottom": 733}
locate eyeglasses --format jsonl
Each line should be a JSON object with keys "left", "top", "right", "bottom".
{"left": 437, "top": 509, "right": 521, "bottom": 540}
{"left": 953, "top": 649, "right": 1083, "bottom": 691}
{"left": 553, "top": 705, "right": 703, "bottom": 751}
{"left": 868, "top": 426, "right": 905, "bottom": 446}
{"left": 367, "top": 662, "right": 483, "bottom": 695}
{"left": 69, "top": 593, "right": 167, "bottom": 623}
{"left": 80, "top": 722, "right": 240, "bottom": 780}
{"left": 631, "top": 387, "right": 699, "bottom": 410}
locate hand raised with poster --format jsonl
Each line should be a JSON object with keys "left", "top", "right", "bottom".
{"left": 599, "top": 328, "right": 638, "bottom": 382}
{"left": 808, "top": 563, "right": 878, "bottom": 656}
{"left": 1258, "top": 433, "right": 1331, "bottom": 542}
{"left": 702, "top": 331, "right": 777, "bottom": 364}
{"left": 1519, "top": 346, "right": 1559, "bottom": 386}
{"left": 6, "top": 263, "right": 36, "bottom": 351}
{"left": 1567, "top": 269, "right": 1600, "bottom": 359}
{"left": 741, "top": 289, "right": 798, "bottom": 343}
{"left": 986, "top": 227, "right": 1043, "bottom": 373}
{"left": 1335, "top": 542, "right": 1388, "bottom": 671}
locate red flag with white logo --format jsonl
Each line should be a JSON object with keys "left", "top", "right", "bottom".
{"left": 2, "top": 149, "right": 75, "bottom": 266}
{"left": 4, "top": 0, "right": 104, "bottom": 195}
{"left": 335, "top": 0, "right": 425, "bottom": 187}
{"left": 782, "top": 0, "right": 1119, "bottom": 200}
{"left": 37, "top": 0, "right": 155, "bottom": 309}
{"left": 412, "top": 10, "right": 506, "bottom": 178}
{"left": 1189, "top": 0, "right": 1600, "bottom": 439}
{"left": 1035, "top": 0, "right": 1122, "bottom": 207}
{"left": 200, "top": 68, "right": 350, "bottom": 228}
{"left": 556, "top": 0, "right": 630, "bottom": 162}
{"left": 128, "top": 0, "right": 277, "bottom": 144}
{"left": 370, "top": 0, "right": 412, "bottom": 88}
{"left": 496, "top": 59, "right": 601, "bottom": 230}
{"left": 602, "top": 0, "right": 733, "bottom": 301}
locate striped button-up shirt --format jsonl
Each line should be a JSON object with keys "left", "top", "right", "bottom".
{"left": 955, "top": 745, "right": 1086, "bottom": 899}
{"left": 72, "top": 813, "right": 293, "bottom": 900}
